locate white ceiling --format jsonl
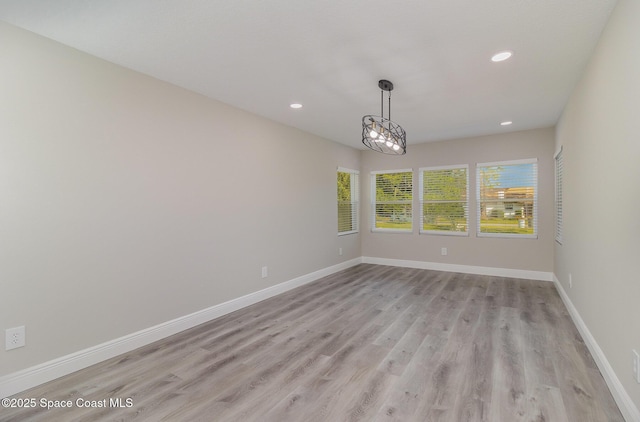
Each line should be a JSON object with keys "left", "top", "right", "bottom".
{"left": 0, "top": 0, "right": 617, "bottom": 149}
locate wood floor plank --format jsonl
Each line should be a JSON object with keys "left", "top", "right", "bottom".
{"left": 552, "top": 340, "right": 613, "bottom": 422}
{"left": 522, "top": 385, "right": 570, "bottom": 422}
{"left": 373, "top": 334, "right": 448, "bottom": 422}
{"left": 487, "top": 305, "right": 527, "bottom": 421}
{"left": 1, "top": 264, "right": 624, "bottom": 422}
{"left": 448, "top": 294, "right": 498, "bottom": 422}
{"left": 375, "top": 308, "right": 434, "bottom": 376}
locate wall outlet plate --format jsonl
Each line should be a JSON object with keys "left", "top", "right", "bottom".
{"left": 6, "top": 326, "right": 26, "bottom": 350}
{"left": 633, "top": 349, "right": 640, "bottom": 383}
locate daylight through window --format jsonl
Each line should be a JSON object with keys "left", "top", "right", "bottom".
{"left": 338, "top": 168, "right": 359, "bottom": 235}
{"left": 371, "top": 170, "right": 413, "bottom": 232}
{"left": 420, "top": 165, "right": 468, "bottom": 235}
{"left": 477, "top": 159, "right": 538, "bottom": 238}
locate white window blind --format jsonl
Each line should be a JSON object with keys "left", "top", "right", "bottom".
{"left": 477, "top": 159, "right": 538, "bottom": 238}
{"left": 371, "top": 169, "right": 413, "bottom": 232}
{"left": 555, "top": 148, "right": 563, "bottom": 244}
{"left": 337, "top": 168, "right": 359, "bottom": 235}
{"left": 419, "top": 165, "right": 468, "bottom": 235}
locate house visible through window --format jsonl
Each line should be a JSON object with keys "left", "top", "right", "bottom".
{"left": 371, "top": 169, "right": 413, "bottom": 232}
{"left": 337, "top": 168, "right": 359, "bottom": 235}
{"left": 419, "top": 165, "right": 468, "bottom": 235}
{"left": 477, "top": 159, "right": 538, "bottom": 238}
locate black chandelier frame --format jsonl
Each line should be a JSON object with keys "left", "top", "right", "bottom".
{"left": 361, "top": 80, "right": 407, "bottom": 155}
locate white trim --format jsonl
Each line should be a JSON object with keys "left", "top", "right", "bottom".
{"left": 362, "top": 256, "right": 553, "bottom": 281}
{"left": 477, "top": 157, "right": 538, "bottom": 167}
{"left": 337, "top": 230, "right": 358, "bottom": 236}
{"left": 370, "top": 169, "right": 414, "bottom": 233}
{"left": 418, "top": 164, "right": 468, "bottom": 172}
{"left": 419, "top": 165, "right": 469, "bottom": 236}
{"left": 477, "top": 232, "right": 538, "bottom": 239}
{"left": 337, "top": 166, "right": 359, "bottom": 175}
{"left": 553, "top": 275, "right": 640, "bottom": 422}
{"left": 7, "top": 257, "right": 636, "bottom": 422}
{"left": 554, "top": 148, "right": 564, "bottom": 245}
{"left": 370, "top": 168, "right": 413, "bottom": 175}
{"left": 0, "top": 258, "right": 362, "bottom": 399}
{"left": 421, "top": 230, "right": 469, "bottom": 237}
{"left": 476, "top": 159, "right": 538, "bottom": 239}
{"left": 337, "top": 168, "right": 360, "bottom": 235}
{"left": 554, "top": 145, "right": 564, "bottom": 160}
{"left": 371, "top": 228, "right": 413, "bottom": 234}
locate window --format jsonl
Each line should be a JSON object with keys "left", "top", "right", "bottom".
{"left": 371, "top": 169, "right": 413, "bottom": 232}
{"left": 419, "top": 165, "right": 468, "bottom": 235}
{"left": 337, "top": 168, "right": 359, "bottom": 235}
{"left": 477, "top": 159, "right": 538, "bottom": 238}
{"left": 555, "top": 148, "right": 563, "bottom": 244}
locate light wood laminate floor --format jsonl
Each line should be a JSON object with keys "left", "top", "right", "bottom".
{"left": 2, "top": 264, "right": 624, "bottom": 421}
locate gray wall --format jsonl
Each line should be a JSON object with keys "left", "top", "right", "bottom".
{"left": 0, "top": 22, "right": 360, "bottom": 376}
{"left": 5, "top": 4, "right": 637, "bottom": 413}
{"left": 361, "top": 128, "right": 556, "bottom": 272}
{"left": 555, "top": 0, "right": 640, "bottom": 409}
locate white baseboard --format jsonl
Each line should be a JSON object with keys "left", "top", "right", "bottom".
{"left": 0, "top": 258, "right": 362, "bottom": 399}
{"left": 553, "top": 275, "right": 640, "bottom": 422}
{"left": 362, "top": 256, "right": 554, "bottom": 281}
{"left": 10, "top": 255, "right": 635, "bottom": 422}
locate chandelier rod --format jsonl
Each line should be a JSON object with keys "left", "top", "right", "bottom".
{"left": 388, "top": 91, "right": 391, "bottom": 120}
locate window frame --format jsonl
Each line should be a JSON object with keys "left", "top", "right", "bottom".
{"left": 555, "top": 148, "right": 563, "bottom": 244}
{"left": 419, "top": 164, "right": 469, "bottom": 236}
{"left": 370, "top": 169, "right": 414, "bottom": 233}
{"left": 337, "top": 167, "right": 359, "bottom": 236}
{"left": 476, "top": 158, "right": 538, "bottom": 239}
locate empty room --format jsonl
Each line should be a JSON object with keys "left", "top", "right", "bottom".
{"left": 1, "top": 1, "right": 639, "bottom": 421}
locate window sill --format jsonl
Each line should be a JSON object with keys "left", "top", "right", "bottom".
{"left": 420, "top": 230, "right": 469, "bottom": 237}
{"left": 477, "top": 232, "right": 538, "bottom": 239}
{"left": 371, "top": 228, "right": 414, "bottom": 234}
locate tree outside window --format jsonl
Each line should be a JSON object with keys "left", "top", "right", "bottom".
{"left": 372, "top": 170, "right": 413, "bottom": 231}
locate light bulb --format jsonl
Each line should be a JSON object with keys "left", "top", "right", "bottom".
{"left": 386, "top": 141, "right": 393, "bottom": 148}
{"left": 392, "top": 144, "right": 400, "bottom": 151}
{"left": 369, "top": 130, "right": 378, "bottom": 138}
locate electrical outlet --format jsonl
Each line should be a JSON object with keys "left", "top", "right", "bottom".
{"left": 633, "top": 350, "right": 640, "bottom": 383}
{"left": 261, "top": 266, "right": 268, "bottom": 278}
{"left": 441, "top": 247, "right": 448, "bottom": 256}
{"left": 339, "top": 248, "right": 343, "bottom": 256}
{"left": 5, "top": 326, "right": 25, "bottom": 350}
{"left": 569, "top": 273, "right": 572, "bottom": 289}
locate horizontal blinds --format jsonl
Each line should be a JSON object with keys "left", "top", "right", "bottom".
{"left": 477, "top": 160, "right": 537, "bottom": 236}
{"left": 338, "top": 169, "right": 359, "bottom": 234}
{"left": 420, "top": 166, "right": 468, "bottom": 233}
{"left": 373, "top": 171, "right": 412, "bottom": 231}
{"left": 555, "top": 149, "right": 563, "bottom": 243}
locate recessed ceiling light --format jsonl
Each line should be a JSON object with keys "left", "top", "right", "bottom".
{"left": 500, "top": 121, "right": 513, "bottom": 126}
{"left": 491, "top": 51, "right": 513, "bottom": 62}
{"left": 290, "top": 103, "right": 303, "bottom": 109}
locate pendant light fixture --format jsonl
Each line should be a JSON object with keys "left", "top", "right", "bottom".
{"left": 362, "top": 79, "right": 407, "bottom": 155}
